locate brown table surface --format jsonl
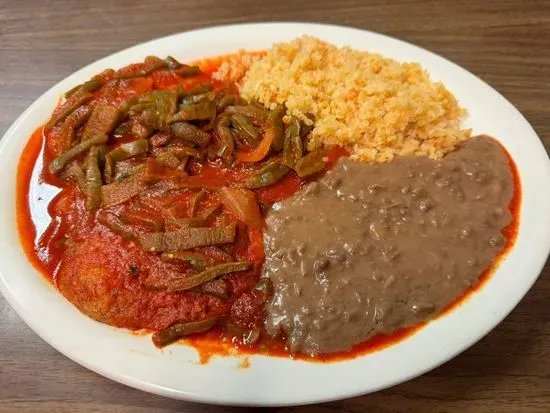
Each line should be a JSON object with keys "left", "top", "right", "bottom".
{"left": 1, "top": 0, "right": 549, "bottom": 412}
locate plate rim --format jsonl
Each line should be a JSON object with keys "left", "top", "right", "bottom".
{"left": 1, "top": 22, "right": 550, "bottom": 406}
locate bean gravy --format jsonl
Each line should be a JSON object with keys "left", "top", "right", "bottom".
{"left": 263, "top": 136, "right": 514, "bottom": 355}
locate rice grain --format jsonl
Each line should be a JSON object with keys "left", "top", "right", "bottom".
{"left": 240, "top": 36, "right": 471, "bottom": 162}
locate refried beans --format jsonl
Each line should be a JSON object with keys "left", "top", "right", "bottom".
{"left": 263, "top": 135, "right": 514, "bottom": 355}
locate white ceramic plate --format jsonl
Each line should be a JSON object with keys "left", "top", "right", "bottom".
{"left": 1, "top": 23, "right": 549, "bottom": 406}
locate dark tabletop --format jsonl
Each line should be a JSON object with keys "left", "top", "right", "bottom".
{"left": 1, "top": 0, "right": 549, "bottom": 412}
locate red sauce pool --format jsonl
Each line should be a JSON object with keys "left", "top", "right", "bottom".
{"left": 15, "top": 57, "right": 522, "bottom": 364}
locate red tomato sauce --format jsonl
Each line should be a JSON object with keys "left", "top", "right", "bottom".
{"left": 15, "top": 55, "right": 521, "bottom": 363}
